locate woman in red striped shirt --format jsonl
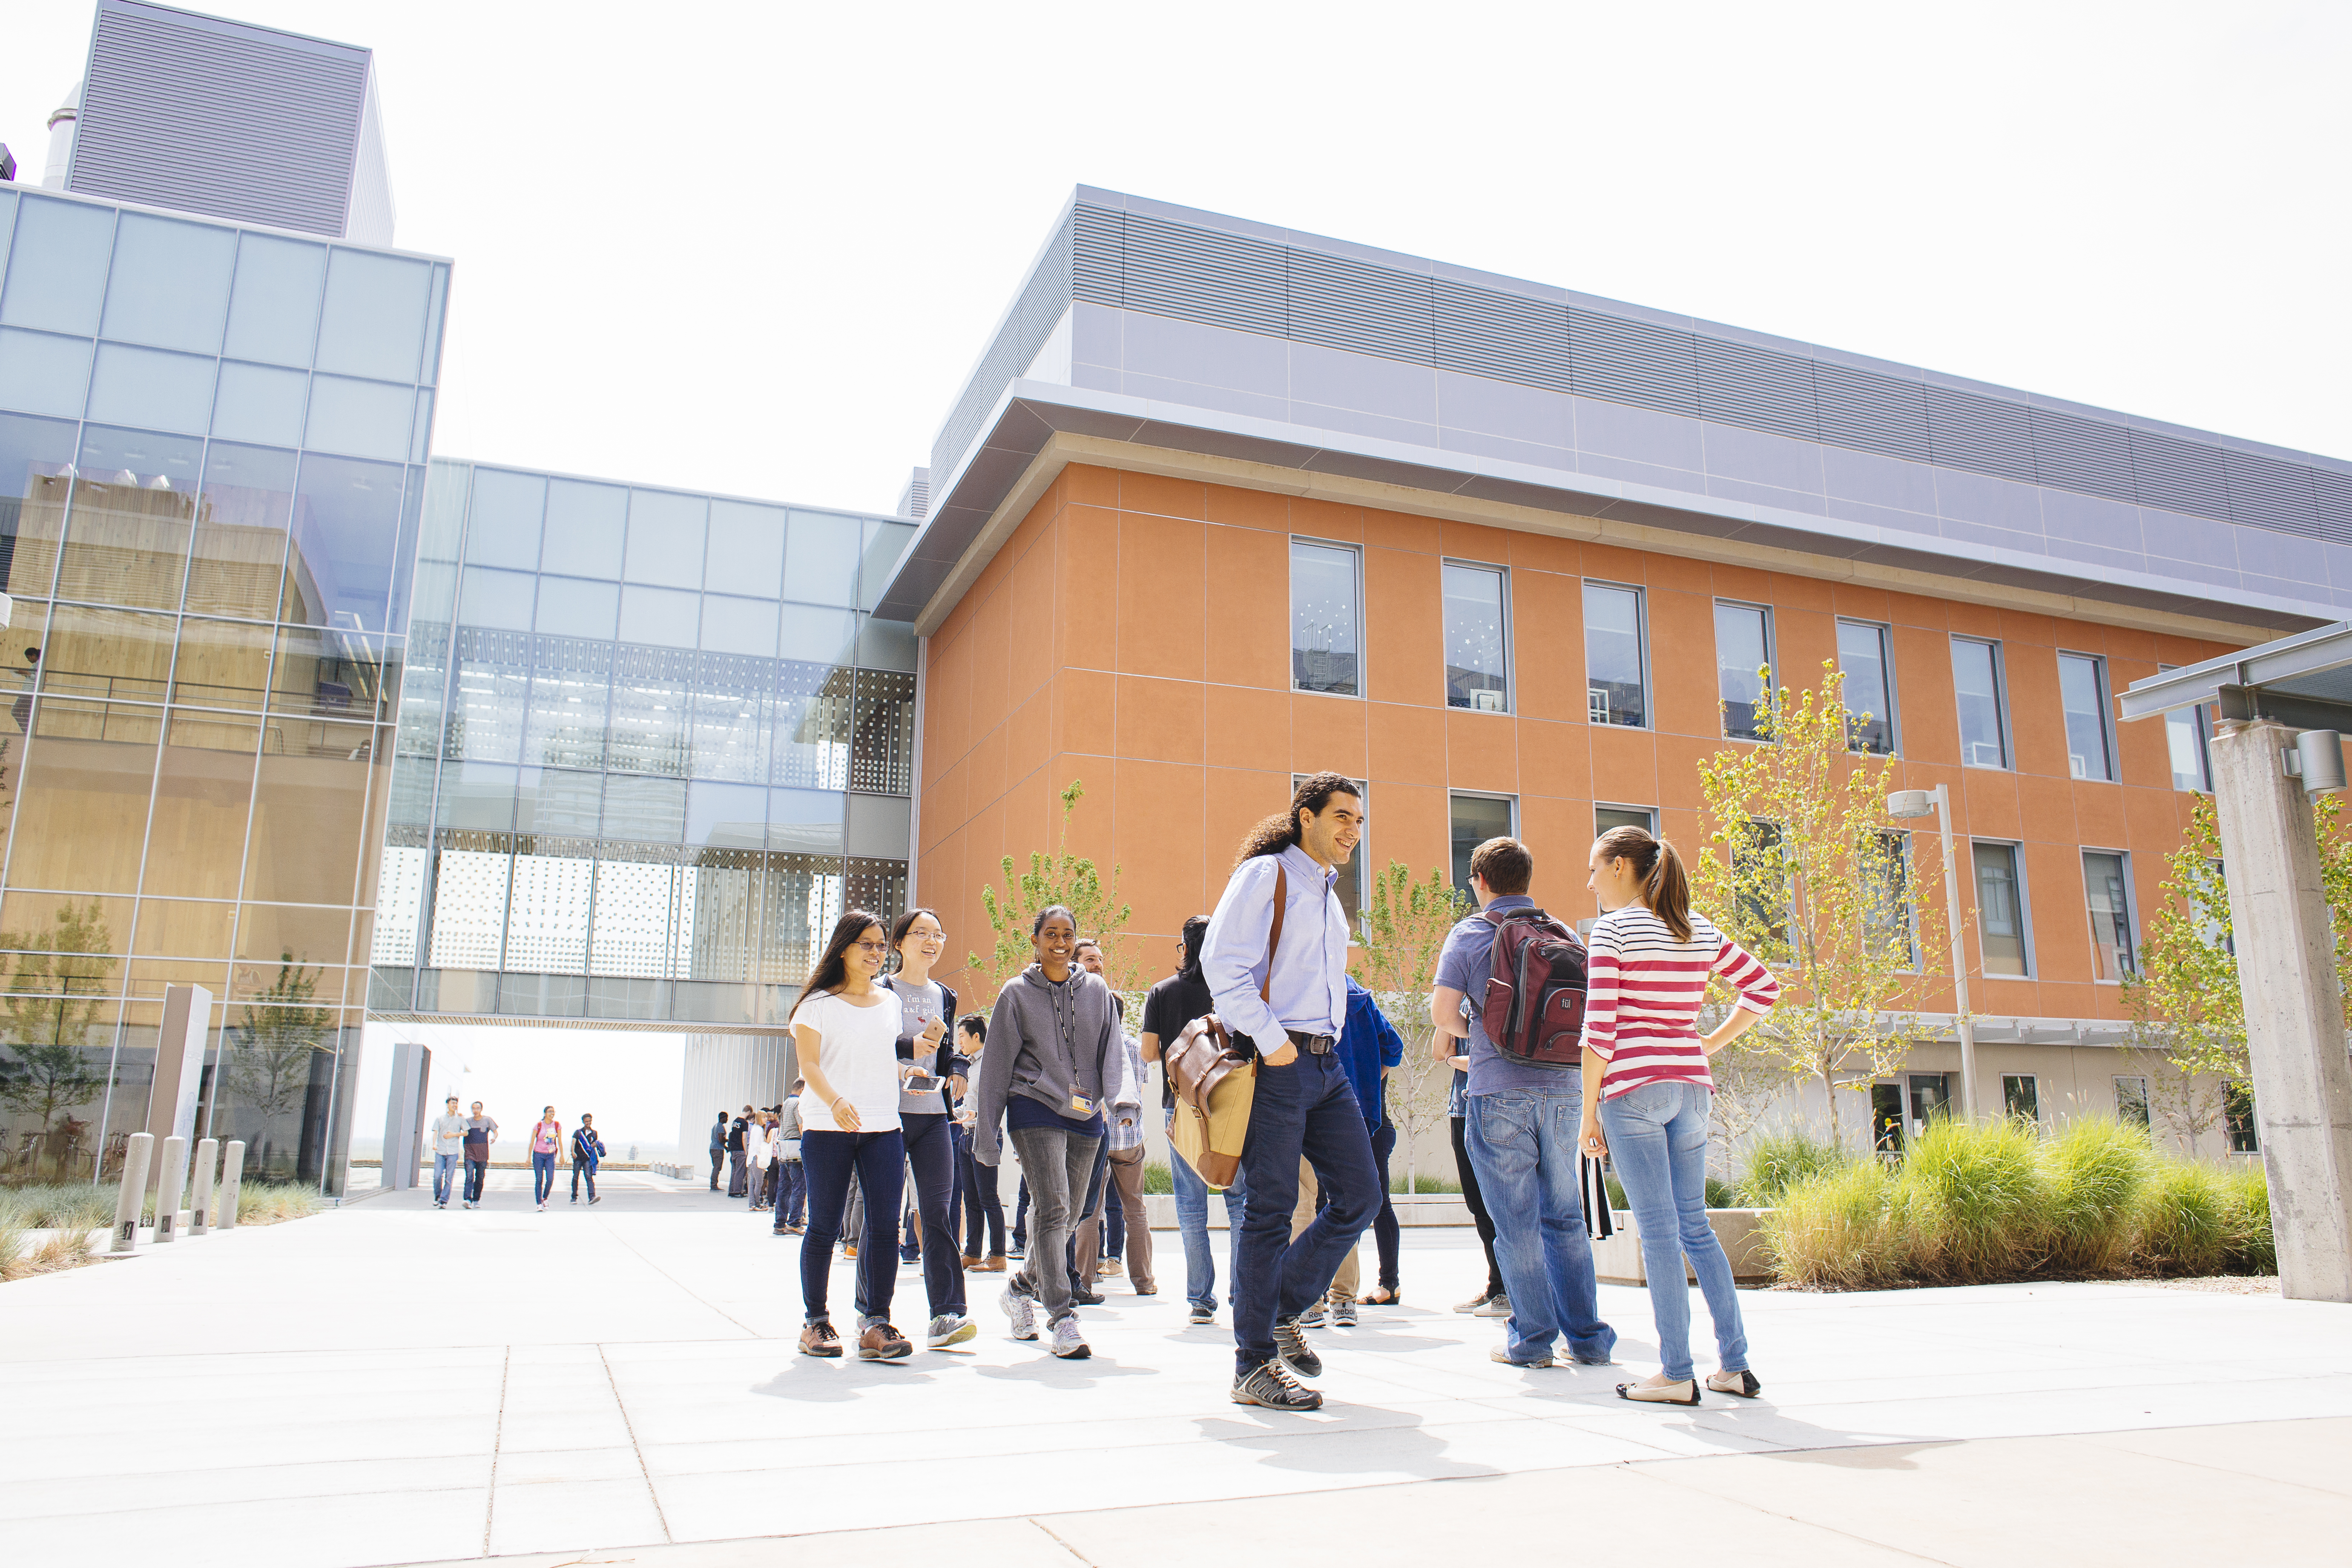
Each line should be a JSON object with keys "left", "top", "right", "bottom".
{"left": 1577, "top": 824, "right": 1779, "bottom": 1406}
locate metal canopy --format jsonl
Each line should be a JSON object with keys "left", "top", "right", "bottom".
{"left": 2121, "top": 619, "right": 2352, "bottom": 730}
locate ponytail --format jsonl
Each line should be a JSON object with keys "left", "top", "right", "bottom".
{"left": 1594, "top": 825, "right": 1693, "bottom": 942}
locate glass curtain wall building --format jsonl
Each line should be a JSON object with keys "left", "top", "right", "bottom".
{"left": 0, "top": 183, "right": 445, "bottom": 1193}
{"left": 373, "top": 459, "right": 919, "bottom": 1030}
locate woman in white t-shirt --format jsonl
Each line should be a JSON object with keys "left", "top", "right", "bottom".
{"left": 793, "top": 909, "right": 913, "bottom": 1363}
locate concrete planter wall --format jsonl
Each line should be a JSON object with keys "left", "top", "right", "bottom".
{"left": 1591, "top": 1208, "right": 1775, "bottom": 1286}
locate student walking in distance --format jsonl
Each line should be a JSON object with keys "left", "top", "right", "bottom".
{"left": 747, "top": 1108, "right": 775, "bottom": 1211}
{"left": 1140, "top": 917, "right": 1227, "bottom": 1323}
{"left": 970, "top": 906, "right": 1122, "bottom": 1360}
{"left": 773, "top": 1081, "right": 807, "bottom": 1235}
{"left": 709, "top": 1111, "right": 728, "bottom": 1191}
{"left": 571, "top": 1114, "right": 606, "bottom": 1203}
{"left": 462, "top": 1102, "right": 497, "bottom": 1208}
{"left": 529, "top": 1107, "right": 562, "bottom": 1212}
{"left": 882, "top": 907, "right": 979, "bottom": 1350}
{"left": 793, "top": 910, "right": 916, "bottom": 1362}
{"left": 953, "top": 1017, "right": 1008, "bottom": 1269}
{"left": 1203, "top": 773, "right": 1379, "bottom": 1411}
{"left": 1578, "top": 825, "right": 1778, "bottom": 1404}
{"left": 429, "top": 1096, "right": 467, "bottom": 1209}
{"left": 727, "top": 1106, "right": 752, "bottom": 1198}
{"left": 1434, "top": 837, "right": 1615, "bottom": 1368}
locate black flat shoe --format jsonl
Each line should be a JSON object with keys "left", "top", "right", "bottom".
{"left": 1706, "top": 1369, "right": 1762, "bottom": 1398}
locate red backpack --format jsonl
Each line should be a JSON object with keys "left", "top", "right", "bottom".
{"left": 1480, "top": 907, "right": 1588, "bottom": 1067}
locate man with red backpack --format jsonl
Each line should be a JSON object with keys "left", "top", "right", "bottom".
{"left": 1430, "top": 837, "right": 1618, "bottom": 1370}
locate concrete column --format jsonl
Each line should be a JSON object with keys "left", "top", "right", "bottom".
{"left": 111, "top": 1132, "right": 153, "bottom": 1254}
{"left": 189, "top": 1137, "right": 219, "bottom": 1235}
{"left": 380, "top": 1039, "right": 431, "bottom": 1189}
{"left": 146, "top": 985, "right": 212, "bottom": 1168}
{"left": 2207, "top": 719, "right": 2352, "bottom": 1302}
{"left": 153, "top": 1135, "right": 189, "bottom": 1243}
{"left": 218, "top": 1140, "right": 246, "bottom": 1231}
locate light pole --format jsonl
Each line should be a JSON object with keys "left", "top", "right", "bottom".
{"left": 1888, "top": 784, "right": 1978, "bottom": 1121}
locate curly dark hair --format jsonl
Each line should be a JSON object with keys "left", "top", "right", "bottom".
{"left": 1233, "top": 772, "right": 1361, "bottom": 868}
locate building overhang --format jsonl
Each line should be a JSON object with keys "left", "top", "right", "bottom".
{"left": 877, "top": 377, "right": 2332, "bottom": 646}
{"left": 2121, "top": 618, "right": 2352, "bottom": 729}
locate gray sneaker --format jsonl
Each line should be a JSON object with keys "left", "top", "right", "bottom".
{"left": 927, "top": 1313, "right": 977, "bottom": 1349}
{"left": 1272, "top": 1313, "right": 1323, "bottom": 1378}
{"left": 1298, "top": 1301, "right": 1327, "bottom": 1329}
{"left": 1000, "top": 1286, "right": 1038, "bottom": 1341}
{"left": 1475, "top": 1293, "right": 1513, "bottom": 1318}
{"left": 1331, "top": 1297, "right": 1358, "bottom": 1327}
{"left": 1050, "top": 1314, "right": 1091, "bottom": 1359}
{"left": 1232, "top": 1358, "right": 1322, "bottom": 1410}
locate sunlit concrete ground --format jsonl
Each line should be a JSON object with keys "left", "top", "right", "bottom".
{"left": 3, "top": 1168, "right": 2346, "bottom": 1568}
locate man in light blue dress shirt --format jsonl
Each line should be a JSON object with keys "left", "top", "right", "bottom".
{"left": 1201, "top": 773, "right": 1378, "bottom": 1411}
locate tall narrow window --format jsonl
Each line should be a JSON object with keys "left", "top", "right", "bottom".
{"left": 1864, "top": 830, "right": 1915, "bottom": 965}
{"left": 1442, "top": 563, "right": 1508, "bottom": 711}
{"left": 2002, "top": 1074, "right": 2042, "bottom": 1124}
{"left": 1715, "top": 602, "right": 1772, "bottom": 741}
{"left": 1291, "top": 539, "right": 1360, "bottom": 696}
{"left": 2083, "top": 850, "right": 2135, "bottom": 980}
{"left": 2226, "top": 1085, "right": 2259, "bottom": 1154}
{"left": 1450, "top": 793, "right": 1516, "bottom": 903}
{"left": 1972, "top": 840, "right": 2029, "bottom": 976}
{"left": 1296, "top": 773, "right": 1367, "bottom": 931}
{"left": 1951, "top": 637, "right": 2009, "bottom": 769}
{"left": 2159, "top": 666, "right": 2211, "bottom": 792}
{"left": 1583, "top": 582, "right": 1647, "bottom": 727}
{"left": 2114, "top": 1075, "right": 2151, "bottom": 1129}
{"left": 2057, "top": 652, "right": 2114, "bottom": 780}
{"left": 1837, "top": 620, "right": 1897, "bottom": 754}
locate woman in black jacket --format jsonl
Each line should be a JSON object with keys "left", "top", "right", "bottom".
{"left": 883, "top": 907, "right": 977, "bottom": 1351}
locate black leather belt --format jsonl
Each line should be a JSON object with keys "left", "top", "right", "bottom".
{"left": 1286, "top": 1030, "right": 1337, "bottom": 1055}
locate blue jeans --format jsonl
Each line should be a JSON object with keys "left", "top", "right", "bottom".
{"left": 773, "top": 1159, "right": 806, "bottom": 1232}
{"left": 799, "top": 1129, "right": 906, "bottom": 1327}
{"left": 531, "top": 1151, "right": 556, "bottom": 1203}
{"left": 1168, "top": 1109, "right": 1219, "bottom": 1310}
{"left": 1467, "top": 1089, "right": 1616, "bottom": 1365}
{"left": 432, "top": 1152, "right": 462, "bottom": 1204}
{"left": 570, "top": 1159, "right": 597, "bottom": 1200}
{"left": 1231, "top": 1049, "right": 1377, "bottom": 1376}
{"left": 1598, "top": 1080, "right": 1748, "bottom": 1382}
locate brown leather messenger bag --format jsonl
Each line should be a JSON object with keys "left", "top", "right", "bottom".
{"left": 1166, "top": 864, "right": 1286, "bottom": 1189}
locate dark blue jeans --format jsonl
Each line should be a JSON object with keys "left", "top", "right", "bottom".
{"left": 531, "top": 1151, "right": 556, "bottom": 1203}
{"left": 1065, "top": 1136, "right": 1110, "bottom": 1296}
{"left": 958, "top": 1126, "right": 1005, "bottom": 1256}
{"left": 902, "top": 1112, "right": 966, "bottom": 1318}
{"left": 799, "top": 1129, "right": 906, "bottom": 1327}
{"left": 1467, "top": 1089, "right": 1616, "bottom": 1364}
{"left": 773, "top": 1159, "right": 806, "bottom": 1232}
{"left": 1231, "top": 1049, "right": 1378, "bottom": 1376}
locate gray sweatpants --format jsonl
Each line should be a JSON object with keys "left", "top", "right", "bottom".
{"left": 1006, "top": 1125, "right": 1101, "bottom": 1327}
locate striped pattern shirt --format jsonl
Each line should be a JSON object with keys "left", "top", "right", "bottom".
{"left": 1581, "top": 907, "right": 1779, "bottom": 1100}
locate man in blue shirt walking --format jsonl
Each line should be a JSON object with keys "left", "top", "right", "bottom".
{"left": 1202, "top": 773, "right": 1378, "bottom": 1411}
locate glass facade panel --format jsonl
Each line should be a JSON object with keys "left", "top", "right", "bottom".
{"left": 1952, "top": 637, "right": 2008, "bottom": 768}
{"left": 314, "top": 250, "right": 431, "bottom": 383}
{"left": 1449, "top": 793, "right": 1515, "bottom": 902}
{"left": 288, "top": 453, "right": 404, "bottom": 634}
{"left": 172, "top": 617, "right": 275, "bottom": 710}
{"left": 521, "top": 636, "right": 610, "bottom": 768}
{"left": 544, "top": 478, "right": 626, "bottom": 577}
{"left": 465, "top": 468, "right": 545, "bottom": 570}
{"left": 222, "top": 234, "right": 326, "bottom": 368}
{"left": 234, "top": 902, "right": 351, "bottom": 969}
{"left": 269, "top": 626, "right": 399, "bottom": 724}
{"left": 99, "top": 214, "right": 235, "bottom": 355}
{"left": 779, "top": 606, "right": 856, "bottom": 666}
{"left": 0, "top": 196, "right": 114, "bottom": 335}
{"left": 1442, "top": 562, "right": 1507, "bottom": 710}
{"left": 9, "top": 700, "right": 159, "bottom": 893}
{"left": 602, "top": 774, "right": 688, "bottom": 841}
{"left": 0, "top": 991, "right": 122, "bottom": 1184}
{"left": 625, "top": 491, "right": 707, "bottom": 589}
{"left": 701, "top": 595, "right": 777, "bottom": 657}
{"left": 1714, "top": 601, "right": 1770, "bottom": 741}
{"left": 2058, "top": 653, "right": 2113, "bottom": 780}
{"left": 2084, "top": 850, "right": 2135, "bottom": 980}
{"left": 134, "top": 897, "right": 233, "bottom": 958}
{"left": 243, "top": 718, "right": 375, "bottom": 908}
{"left": 767, "top": 787, "right": 846, "bottom": 856}
{"left": 2115, "top": 1075, "right": 2151, "bottom": 1128}
{"left": 534, "top": 577, "right": 617, "bottom": 640}
{"left": 86, "top": 343, "right": 215, "bottom": 434}
{"left": 619, "top": 584, "right": 699, "bottom": 648}
{"left": 774, "top": 664, "right": 852, "bottom": 789}
{"left": 608, "top": 644, "right": 694, "bottom": 774}
{"left": 503, "top": 840, "right": 594, "bottom": 974}
{"left": 688, "top": 652, "right": 770, "bottom": 783}
{"left": 188, "top": 441, "right": 295, "bottom": 619}
{"left": 434, "top": 761, "right": 517, "bottom": 830}
{"left": 60, "top": 426, "right": 206, "bottom": 610}
{"left": 515, "top": 767, "right": 603, "bottom": 835}
{"left": 1838, "top": 620, "right": 1897, "bottom": 754}
{"left": 144, "top": 713, "right": 262, "bottom": 900}
{"left": 786, "top": 510, "right": 863, "bottom": 606}
{"left": 458, "top": 568, "right": 535, "bottom": 632}
{"left": 1973, "top": 841, "right": 2029, "bottom": 976}
{"left": 40, "top": 602, "right": 177, "bottom": 703}
{"left": 304, "top": 373, "right": 414, "bottom": 462}
{"left": 448, "top": 625, "right": 529, "bottom": 763}
{"left": 0, "top": 327, "right": 94, "bottom": 421}
{"left": 860, "top": 520, "right": 916, "bottom": 612}
{"left": 1584, "top": 582, "right": 1646, "bottom": 727}
{"left": 0, "top": 410, "right": 77, "bottom": 597}
{"left": 707, "top": 500, "right": 786, "bottom": 596}
{"left": 210, "top": 361, "right": 308, "bottom": 448}
{"left": 1291, "top": 540, "right": 1361, "bottom": 696}
{"left": 2166, "top": 704, "right": 2210, "bottom": 792}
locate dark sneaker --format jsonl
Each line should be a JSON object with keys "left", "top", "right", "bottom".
{"left": 858, "top": 1322, "right": 913, "bottom": 1361}
{"left": 1188, "top": 1304, "right": 1215, "bottom": 1325}
{"left": 1232, "top": 1358, "right": 1322, "bottom": 1410}
{"left": 798, "top": 1321, "right": 842, "bottom": 1358}
{"left": 1070, "top": 1288, "right": 1105, "bottom": 1306}
{"left": 1331, "top": 1297, "right": 1358, "bottom": 1327}
{"left": 1272, "top": 1313, "right": 1323, "bottom": 1378}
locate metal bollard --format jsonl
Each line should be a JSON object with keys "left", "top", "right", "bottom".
{"left": 218, "top": 1140, "right": 246, "bottom": 1231}
{"left": 189, "top": 1137, "right": 219, "bottom": 1235}
{"left": 112, "top": 1133, "right": 154, "bottom": 1254}
{"left": 154, "top": 1135, "right": 189, "bottom": 1243}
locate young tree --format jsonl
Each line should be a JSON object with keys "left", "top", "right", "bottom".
{"left": 0, "top": 902, "right": 118, "bottom": 1179}
{"left": 967, "top": 779, "right": 1135, "bottom": 1001}
{"left": 1353, "top": 860, "right": 1466, "bottom": 1194}
{"left": 224, "top": 955, "right": 338, "bottom": 1176}
{"left": 1693, "top": 661, "right": 1946, "bottom": 1151}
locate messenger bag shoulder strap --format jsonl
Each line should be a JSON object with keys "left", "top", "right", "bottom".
{"left": 1259, "top": 862, "right": 1287, "bottom": 1005}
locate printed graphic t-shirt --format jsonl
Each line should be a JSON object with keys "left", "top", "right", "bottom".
{"left": 463, "top": 1117, "right": 498, "bottom": 1159}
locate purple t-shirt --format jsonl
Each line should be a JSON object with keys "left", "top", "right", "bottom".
{"left": 1436, "top": 896, "right": 1579, "bottom": 1096}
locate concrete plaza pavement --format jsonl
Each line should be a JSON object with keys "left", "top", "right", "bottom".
{"left": 3, "top": 1168, "right": 2346, "bottom": 1568}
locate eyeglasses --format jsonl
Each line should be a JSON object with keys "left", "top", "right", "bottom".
{"left": 852, "top": 939, "right": 888, "bottom": 954}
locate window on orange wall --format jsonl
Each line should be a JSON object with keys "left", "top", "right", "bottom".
{"left": 1442, "top": 562, "right": 1509, "bottom": 712}
{"left": 2082, "top": 851, "right": 2136, "bottom": 981}
{"left": 2057, "top": 652, "right": 2114, "bottom": 781}
{"left": 1290, "top": 539, "right": 1361, "bottom": 697}
{"left": 1583, "top": 582, "right": 1647, "bottom": 727}
{"left": 1714, "top": 601, "right": 1772, "bottom": 741}
{"left": 1450, "top": 793, "right": 1516, "bottom": 905}
{"left": 1837, "top": 620, "right": 1898, "bottom": 755}
{"left": 1951, "top": 636, "right": 2010, "bottom": 769}
{"left": 1971, "top": 840, "right": 2031, "bottom": 977}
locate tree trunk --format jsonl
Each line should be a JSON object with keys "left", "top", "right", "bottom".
{"left": 1818, "top": 1063, "right": 1843, "bottom": 1150}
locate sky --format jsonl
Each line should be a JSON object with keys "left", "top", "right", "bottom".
{"left": 3, "top": 0, "right": 2348, "bottom": 519}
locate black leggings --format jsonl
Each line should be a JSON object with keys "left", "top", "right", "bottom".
{"left": 901, "top": 1113, "right": 966, "bottom": 1318}
{"left": 799, "top": 1129, "right": 905, "bottom": 1325}
{"left": 959, "top": 1128, "right": 1005, "bottom": 1255}
{"left": 1452, "top": 1114, "right": 1504, "bottom": 1298}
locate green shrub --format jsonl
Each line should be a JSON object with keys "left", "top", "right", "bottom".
{"left": 1899, "top": 1117, "right": 2045, "bottom": 1283}
{"left": 1763, "top": 1159, "right": 1904, "bottom": 1289}
{"left": 1141, "top": 1161, "right": 1172, "bottom": 1195}
{"left": 1737, "top": 1129, "right": 1852, "bottom": 1207}
{"left": 236, "top": 1182, "right": 324, "bottom": 1225}
{"left": 2219, "top": 1165, "right": 2274, "bottom": 1274}
{"left": 2041, "top": 1119, "right": 2154, "bottom": 1274}
{"left": 0, "top": 1184, "right": 114, "bottom": 1233}
{"left": 2134, "top": 1161, "right": 2232, "bottom": 1275}
{"left": 0, "top": 1221, "right": 23, "bottom": 1281}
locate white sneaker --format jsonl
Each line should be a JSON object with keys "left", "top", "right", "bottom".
{"left": 1050, "top": 1315, "right": 1091, "bottom": 1359}
{"left": 1475, "top": 1294, "right": 1513, "bottom": 1318}
{"left": 927, "top": 1313, "right": 978, "bottom": 1349}
{"left": 1001, "top": 1286, "right": 1038, "bottom": 1341}
{"left": 537, "top": 1202, "right": 546, "bottom": 1212}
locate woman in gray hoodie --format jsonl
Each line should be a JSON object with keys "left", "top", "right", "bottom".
{"left": 971, "top": 905, "right": 1122, "bottom": 1360}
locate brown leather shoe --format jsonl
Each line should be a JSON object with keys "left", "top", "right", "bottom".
{"left": 981, "top": 1255, "right": 1008, "bottom": 1272}
{"left": 858, "top": 1322, "right": 913, "bottom": 1361}
{"left": 798, "top": 1321, "right": 841, "bottom": 1358}
{"left": 961, "top": 1254, "right": 983, "bottom": 1269}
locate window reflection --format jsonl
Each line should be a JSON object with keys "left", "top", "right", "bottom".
{"left": 11, "top": 701, "right": 158, "bottom": 893}
{"left": 1837, "top": 620, "right": 1897, "bottom": 755}
{"left": 523, "top": 635, "right": 611, "bottom": 770}
{"left": 57, "top": 427, "right": 205, "bottom": 610}
{"left": 1442, "top": 563, "right": 1507, "bottom": 711}
{"left": 1972, "top": 841, "right": 2029, "bottom": 977}
{"left": 1714, "top": 602, "right": 1771, "bottom": 740}
{"left": 2058, "top": 654, "right": 2113, "bottom": 781}
{"left": 244, "top": 718, "right": 373, "bottom": 907}
{"left": 270, "top": 626, "right": 399, "bottom": 723}
{"left": 190, "top": 442, "right": 295, "bottom": 619}
{"left": 0, "top": 409, "right": 78, "bottom": 598}
{"left": 40, "top": 603, "right": 177, "bottom": 705}
{"left": 608, "top": 644, "right": 695, "bottom": 776}
{"left": 1291, "top": 540, "right": 1360, "bottom": 696}
{"left": 1951, "top": 637, "right": 2008, "bottom": 769}
{"left": 222, "top": 233, "right": 326, "bottom": 368}
{"left": 172, "top": 617, "right": 275, "bottom": 710}
{"left": 287, "top": 453, "right": 403, "bottom": 634}
{"left": 1583, "top": 582, "right": 1646, "bottom": 727}
{"left": 99, "top": 213, "right": 235, "bottom": 356}
{"left": 144, "top": 713, "right": 263, "bottom": 901}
